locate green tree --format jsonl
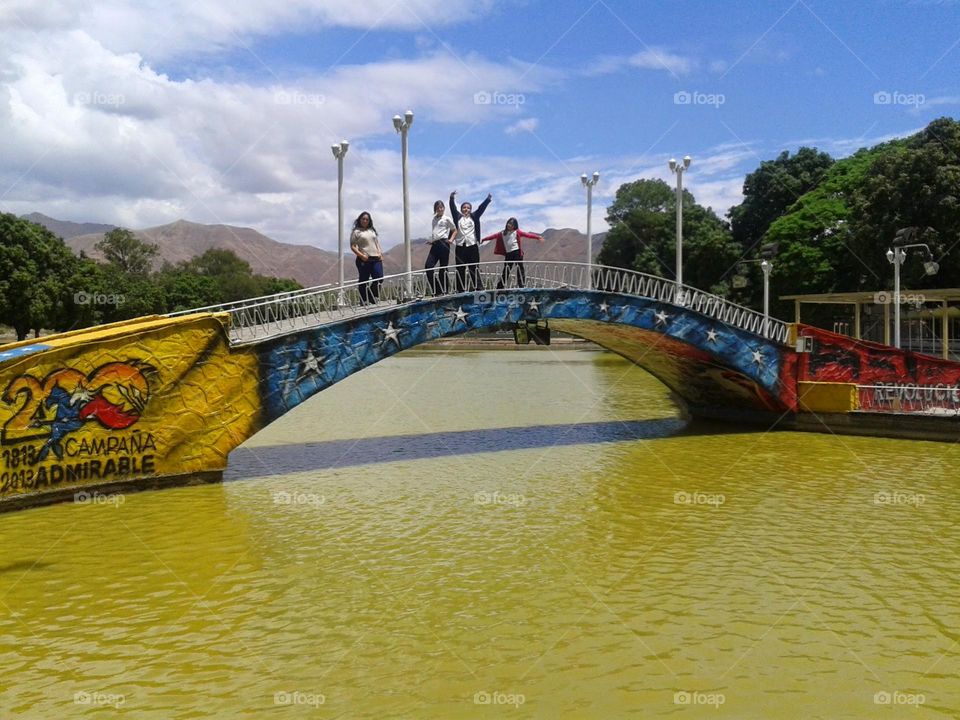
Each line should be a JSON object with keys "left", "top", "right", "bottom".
{"left": 757, "top": 147, "right": 891, "bottom": 318}
{"left": 0, "top": 214, "right": 80, "bottom": 340}
{"left": 849, "top": 117, "right": 960, "bottom": 290}
{"left": 184, "top": 248, "right": 300, "bottom": 303}
{"left": 597, "top": 179, "right": 741, "bottom": 295}
{"left": 186, "top": 248, "right": 262, "bottom": 301}
{"left": 155, "top": 264, "right": 220, "bottom": 312}
{"left": 729, "top": 147, "right": 834, "bottom": 255}
{"left": 95, "top": 228, "right": 159, "bottom": 275}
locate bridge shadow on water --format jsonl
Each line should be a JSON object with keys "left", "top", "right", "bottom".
{"left": 224, "top": 416, "right": 720, "bottom": 480}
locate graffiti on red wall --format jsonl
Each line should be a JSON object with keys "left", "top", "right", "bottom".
{"left": 799, "top": 325, "right": 960, "bottom": 414}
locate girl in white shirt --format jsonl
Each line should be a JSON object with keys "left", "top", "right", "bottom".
{"left": 349, "top": 211, "right": 384, "bottom": 303}
{"left": 425, "top": 200, "right": 456, "bottom": 295}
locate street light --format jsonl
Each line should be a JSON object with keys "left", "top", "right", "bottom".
{"left": 759, "top": 242, "right": 778, "bottom": 339}
{"left": 331, "top": 140, "right": 349, "bottom": 302}
{"left": 580, "top": 171, "right": 600, "bottom": 289}
{"left": 668, "top": 155, "right": 692, "bottom": 303}
{"left": 739, "top": 242, "right": 778, "bottom": 338}
{"left": 886, "top": 227, "right": 939, "bottom": 348}
{"left": 393, "top": 110, "right": 414, "bottom": 297}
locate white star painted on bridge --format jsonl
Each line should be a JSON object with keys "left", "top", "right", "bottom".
{"left": 654, "top": 310, "right": 669, "bottom": 326}
{"left": 706, "top": 329, "right": 718, "bottom": 343}
{"left": 751, "top": 349, "right": 764, "bottom": 366}
{"left": 598, "top": 301, "right": 609, "bottom": 313}
{"left": 300, "top": 352, "right": 324, "bottom": 378}
{"left": 452, "top": 306, "right": 468, "bottom": 325}
{"left": 380, "top": 321, "right": 401, "bottom": 347}
{"left": 527, "top": 299, "right": 540, "bottom": 312}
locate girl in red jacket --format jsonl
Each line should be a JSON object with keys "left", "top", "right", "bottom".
{"left": 481, "top": 217, "right": 542, "bottom": 289}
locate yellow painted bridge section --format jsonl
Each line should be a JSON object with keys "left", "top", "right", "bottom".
{"left": 0, "top": 314, "right": 260, "bottom": 506}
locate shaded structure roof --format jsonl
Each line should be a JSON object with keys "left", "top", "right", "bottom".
{"left": 781, "top": 289, "right": 960, "bottom": 304}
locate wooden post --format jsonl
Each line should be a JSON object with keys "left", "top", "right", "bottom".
{"left": 794, "top": 300, "right": 801, "bottom": 325}
{"left": 943, "top": 300, "right": 949, "bottom": 360}
{"left": 883, "top": 302, "right": 890, "bottom": 346}
{"left": 854, "top": 302, "right": 861, "bottom": 340}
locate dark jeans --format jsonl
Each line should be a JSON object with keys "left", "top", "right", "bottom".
{"left": 356, "top": 256, "right": 383, "bottom": 303}
{"left": 497, "top": 250, "right": 525, "bottom": 289}
{"left": 455, "top": 244, "right": 481, "bottom": 292}
{"left": 425, "top": 241, "right": 450, "bottom": 296}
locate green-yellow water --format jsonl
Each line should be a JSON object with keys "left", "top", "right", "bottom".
{"left": 1, "top": 349, "right": 958, "bottom": 718}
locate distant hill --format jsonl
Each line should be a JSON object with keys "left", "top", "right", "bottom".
{"left": 68, "top": 220, "right": 339, "bottom": 287}
{"left": 381, "top": 228, "right": 605, "bottom": 275}
{"left": 24, "top": 214, "right": 606, "bottom": 287}
{"left": 21, "top": 213, "right": 116, "bottom": 240}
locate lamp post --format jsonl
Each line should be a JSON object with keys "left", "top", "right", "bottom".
{"left": 393, "top": 110, "right": 414, "bottom": 297}
{"left": 739, "top": 242, "right": 777, "bottom": 338}
{"left": 331, "top": 140, "right": 349, "bottom": 302}
{"left": 668, "top": 155, "right": 691, "bottom": 304}
{"left": 580, "top": 171, "right": 600, "bottom": 289}
{"left": 886, "top": 227, "right": 939, "bottom": 349}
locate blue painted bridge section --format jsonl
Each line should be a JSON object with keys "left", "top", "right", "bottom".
{"left": 255, "top": 289, "right": 796, "bottom": 424}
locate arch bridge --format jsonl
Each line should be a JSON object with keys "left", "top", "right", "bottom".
{"left": 1, "top": 261, "right": 956, "bottom": 510}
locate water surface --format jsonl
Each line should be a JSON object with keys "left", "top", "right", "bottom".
{"left": 1, "top": 349, "right": 957, "bottom": 718}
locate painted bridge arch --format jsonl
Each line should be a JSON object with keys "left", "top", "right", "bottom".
{"left": 0, "top": 263, "right": 800, "bottom": 509}
{"left": 257, "top": 288, "right": 797, "bottom": 427}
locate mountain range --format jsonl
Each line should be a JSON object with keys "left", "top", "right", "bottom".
{"left": 22, "top": 213, "right": 605, "bottom": 287}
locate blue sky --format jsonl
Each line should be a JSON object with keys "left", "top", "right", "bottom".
{"left": 0, "top": 0, "right": 957, "bottom": 250}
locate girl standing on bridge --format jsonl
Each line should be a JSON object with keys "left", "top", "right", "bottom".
{"left": 425, "top": 200, "right": 456, "bottom": 296}
{"left": 450, "top": 190, "right": 492, "bottom": 292}
{"left": 481, "top": 218, "right": 542, "bottom": 289}
{"left": 350, "top": 211, "right": 384, "bottom": 304}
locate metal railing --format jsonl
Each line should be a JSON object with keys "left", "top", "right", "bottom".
{"left": 168, "top": 262, "right": 791, "bottom": 347}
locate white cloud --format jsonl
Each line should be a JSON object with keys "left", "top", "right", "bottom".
{"left": 505, "top": 117, "right": 539, "bottom": 135}
{"left": 0, "top": 14, "right": 563, "bottom": 248}
{"left": 584, "top": 48, "right": 697, "bottom": 78}
{"left": 923, "top": 94, "right": 960, "bottom": 108}
{"left": 628, "top": 48, "right": 696, "bottom": 76}
{"left": 4, "top": 0, "right": 502, "bottom": 60}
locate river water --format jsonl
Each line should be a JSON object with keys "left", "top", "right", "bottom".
{"left": 1, "top": 348, "right": 958, "bottom": 718}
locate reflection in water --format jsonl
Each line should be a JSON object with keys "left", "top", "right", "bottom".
{"left": 0, "top": 349, "right": 958, "bottom": 718}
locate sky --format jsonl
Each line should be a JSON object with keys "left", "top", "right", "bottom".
{"left": 0, "top": 0, "right": 958, "bottom": 252}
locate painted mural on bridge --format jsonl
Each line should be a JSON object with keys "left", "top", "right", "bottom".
{"left": 256, "top": 290, "right": 798, "bottom": 423}
{"left": 0, "top": 289, "right": 830, "bottom": 508}
{"left": 0, "top": 315, "right": 259, "bottom": 502}
{"left": 797, "top": 325, "right": 960, "bottom": 414}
